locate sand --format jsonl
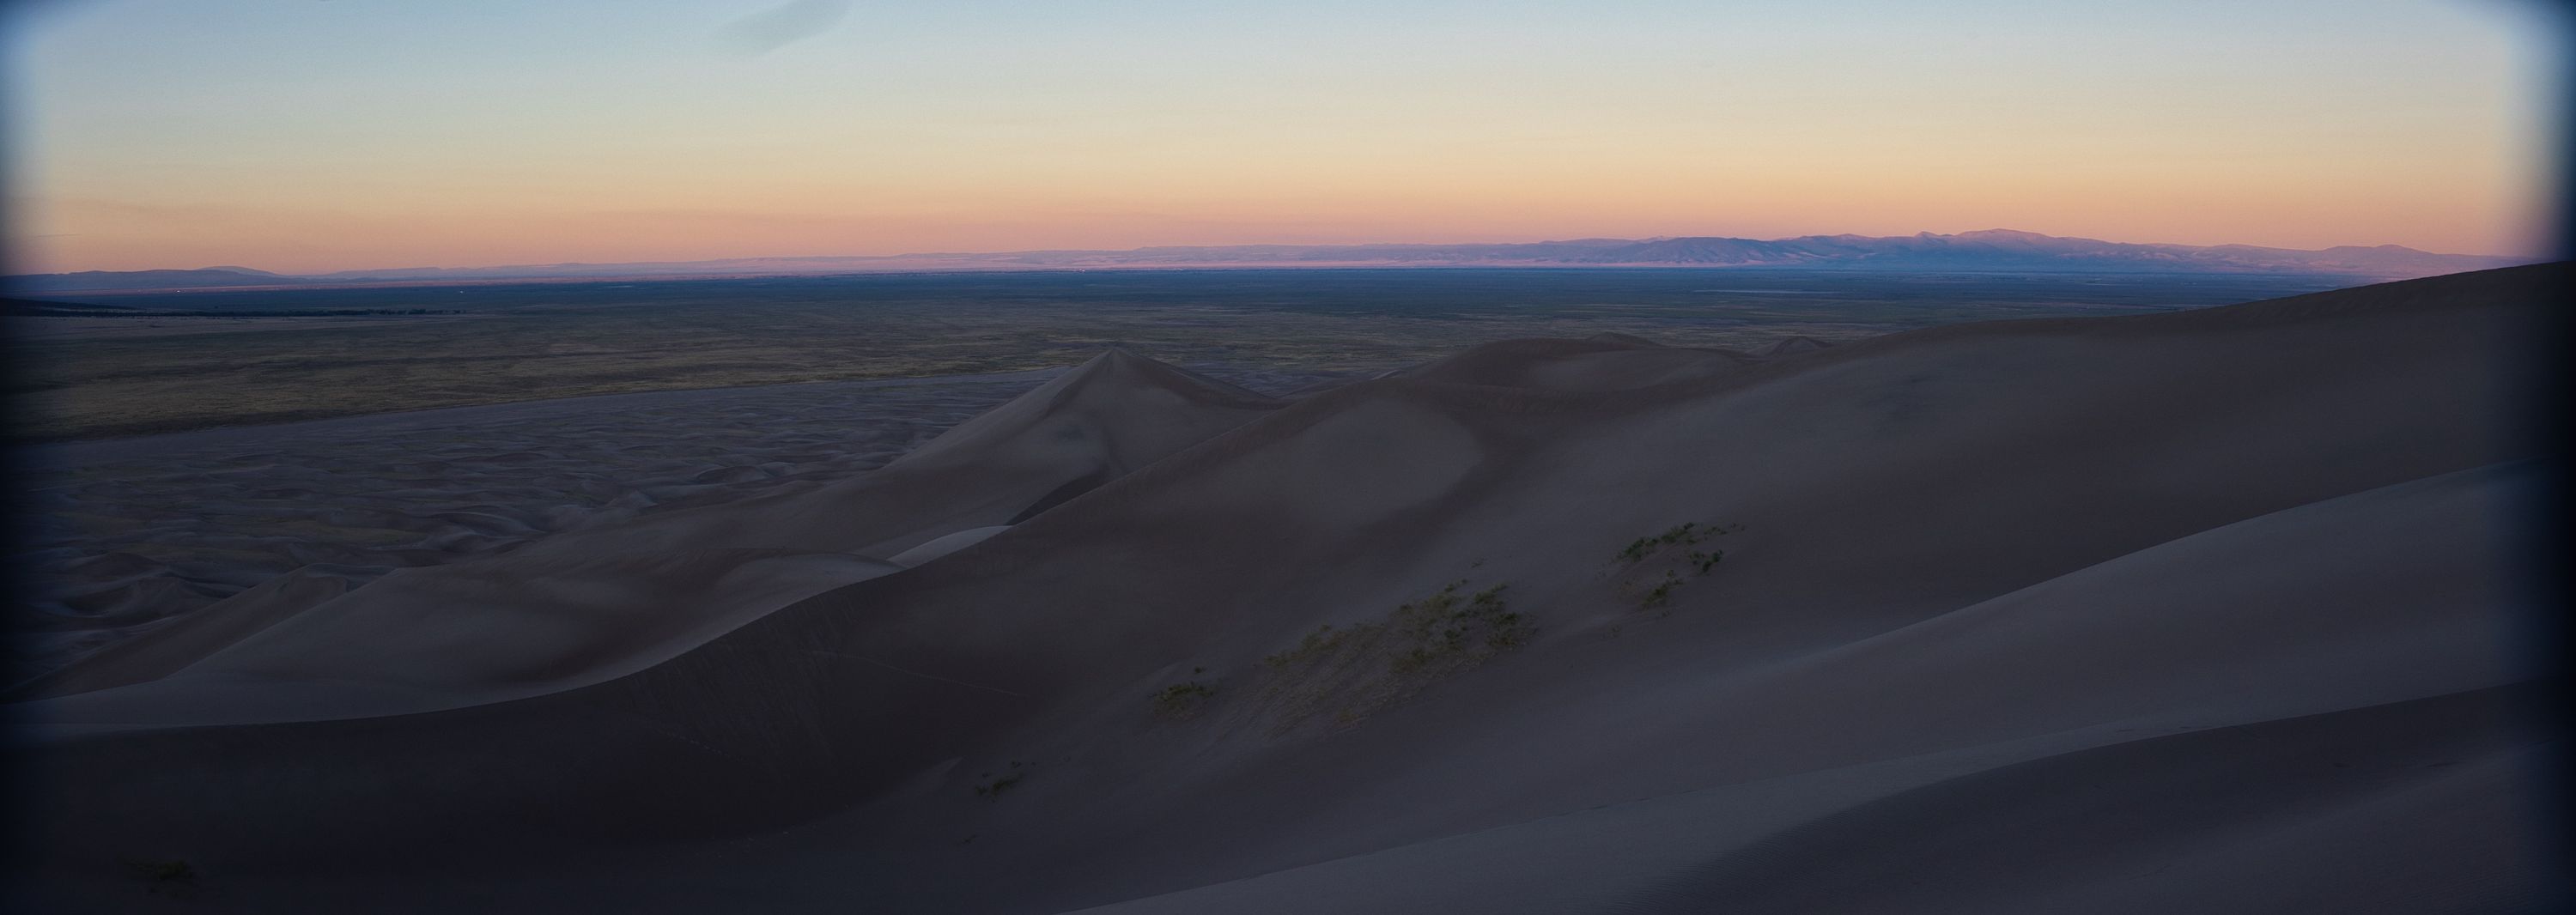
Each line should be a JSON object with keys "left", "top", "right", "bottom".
{"left": 14, "top": 363, "right": 1340, "bottom": 690}
{"left": 14, "top": 369, "right": 1061, "bottom": 682}
{"left": 9, "top": 264, "right": 2564, "bottom": 912}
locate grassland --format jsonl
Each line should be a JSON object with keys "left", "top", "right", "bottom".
{"left": 5, "top": 269, "right": 2352, "bottom": 440}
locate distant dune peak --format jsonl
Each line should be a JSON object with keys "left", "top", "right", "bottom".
{"left": 1585, "top": 331, "right": 1664, "bottom": 348}
{"left": 899, "top": 347, "right": 1279, "bottom": 470}
{"left": 1064, "top": 346, "right": 1279, "bottom": 405}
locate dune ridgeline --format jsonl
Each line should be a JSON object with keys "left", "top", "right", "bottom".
{"left": 12, "top": 264, "right": 2564, "bottom": 912}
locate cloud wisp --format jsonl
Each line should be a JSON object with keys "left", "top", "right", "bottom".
{"left": 714, "top": 0, "right": 850, "bottom": 57}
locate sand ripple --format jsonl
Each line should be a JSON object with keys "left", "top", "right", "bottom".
{"left": 15, "top": 365, "right": 1344, "bottom": 677}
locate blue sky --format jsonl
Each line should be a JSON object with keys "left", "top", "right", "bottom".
{"left": 5, "top": 0, "right": 2561, "bottom": 271}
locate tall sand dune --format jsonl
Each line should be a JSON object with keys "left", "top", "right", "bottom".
{"left": 12, "top": 264, "right": 2562, "bottom": 913}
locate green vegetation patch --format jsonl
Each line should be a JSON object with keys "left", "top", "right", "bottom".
{"left": 1253, "top": 579, "right": 1534, "bottom": 734}
{"left": 1617, "top": 521, "right": 1728, "bottom": 563}
{"left": 1614, "top": 521, "right": 1743, "bottom": 610}
{"left": 1641, "top": 570, "right": 1684, "bottom": 609}
{"left": 973, "top": 761, "right": 1027, "bottom": 800}
{"left": 1151, "top": 681, "right": 1220, "bottom": 719}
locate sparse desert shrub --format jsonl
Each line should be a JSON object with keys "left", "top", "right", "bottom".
{"left": 974, "top": 767, "right": 1024, "bottom": 799}
{"left": 1614, "top": 522, "right": 1741, "bottom": 611}
{"left": 1265, "top": 624, "right": 1347, "bottom": 668}
{"left": 1616, "top": 521, "right": 1742, "bottom": 565}
{"left": 1642, "top": 570, "right": 1682, "bottom": 609}
{"left": 1385, "top": 580, "right": 1523, "bottom": 672}
{"left": 1255, "top": 576, "right": 1534, "bottom": 733}
{"left": 1152, "top": 681, "right": 1219, "bottom": 718}
{"left": 1391, "top": 645, "right": 1437, "bottom": 673}
{"left": 125, "top": 858, "right": 198, "bottom": 897}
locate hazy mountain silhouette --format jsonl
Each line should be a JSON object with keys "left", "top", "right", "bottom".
{"left": 6, "top": 231, "right": 2530, "bottom": 292}
{"left": 5, "top": 266, "right": 305, "bottom": 293}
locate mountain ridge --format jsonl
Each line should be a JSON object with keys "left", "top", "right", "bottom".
{"left": 6, "top": 230, "right": 2535, "bottom": 292}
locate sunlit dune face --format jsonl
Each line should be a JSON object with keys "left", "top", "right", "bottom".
{"left": 4, "top": 0, "right": 2559, "bottom": 273}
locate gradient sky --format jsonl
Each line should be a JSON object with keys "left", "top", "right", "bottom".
{"left": 4, "top": 0, "right": 2561, "bottom": 274}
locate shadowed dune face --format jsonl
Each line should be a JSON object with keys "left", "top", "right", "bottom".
{"left": 12, "top": 265, "right": 2566, "bottom": 913}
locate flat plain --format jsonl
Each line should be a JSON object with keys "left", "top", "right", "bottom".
{"left": 9, "top": 269, "right": 2352, "bottom": 440}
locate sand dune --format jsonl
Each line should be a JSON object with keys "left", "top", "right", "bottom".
{"left": 12, "top": 369, "right": 1072, "bottom": 682}
{"left": 505, "top": 348, "right": 1282, "bottom": 562}
{"left": 21, "top": 564, "right": 367, "bottom": 699}
{"left": 12, "top": 264, "right": 2562, "bottom": 912}
{"left": 15, "top": 361, "right": 1340, "bottom": 688}
{"left": 1072, "top": 461, "right": 2544, "bottom": 913}
{"left": 1394, "top": 332, "right": 1759, "bottom": 391}
{"left": 25, "top": 351, "right": 1283, "bottom": 724}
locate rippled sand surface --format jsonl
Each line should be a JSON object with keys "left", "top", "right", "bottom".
{"left": 15, "top": 365, "right": 1343, "bottom": 675}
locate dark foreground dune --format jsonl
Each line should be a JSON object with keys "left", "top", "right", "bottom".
{"left": 10, "top": 264, "right": 2567, "bottom": 912}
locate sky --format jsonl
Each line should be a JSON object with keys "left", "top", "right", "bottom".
{"left": 3, "top": 0, "right": 2563, "bottom": 274}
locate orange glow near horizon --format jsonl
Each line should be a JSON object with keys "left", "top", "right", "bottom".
{"left": 6, "top": 1, "right": 2561, "bottom": 275}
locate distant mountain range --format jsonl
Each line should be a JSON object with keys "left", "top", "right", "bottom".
{"left": 6, "top": 230, "right": 2536, "bottom": 293}
{"left": 11, "top": 266, "right": 295, "bottom": 292}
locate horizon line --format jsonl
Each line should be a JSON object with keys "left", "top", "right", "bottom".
{"left": 9, "top": 227, "right": 2527, "bottom": 279}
